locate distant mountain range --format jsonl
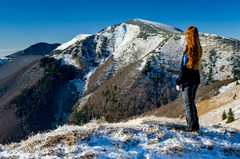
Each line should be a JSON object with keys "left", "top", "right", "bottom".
{"left": 7, "top": 42, "right": 60, "bottom": 58}
{"left": 0, "top": 18, "right": 240, "bottom": 144}
{"left": 0, "top": 42, "right": 60, "bottom": 66}
{"left": 0, "top": 42, "right": 60, "bottom": 143}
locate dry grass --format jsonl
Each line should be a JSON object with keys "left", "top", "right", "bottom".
{"left": 41, "top": 130, "right": 89, "bottom": 148}
{"left": 197, "top": 98, "right": 229, "bottom": 116}
{"left": 197, "top": 80, "right": 237, "bottom": 116}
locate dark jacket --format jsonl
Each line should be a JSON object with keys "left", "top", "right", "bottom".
{"left": 176, "top": 54, "right": 200, "bottom": 87}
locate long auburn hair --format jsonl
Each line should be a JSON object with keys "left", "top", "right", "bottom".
{"left": 184, "top": 26, "right": 202, "bottom": 70}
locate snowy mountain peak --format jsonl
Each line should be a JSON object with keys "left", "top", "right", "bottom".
{"left": 55, "top": 34, "right": 91, "bottom": 51}
{"left": 127, "top": 18, "right": 183, "bottom": 33}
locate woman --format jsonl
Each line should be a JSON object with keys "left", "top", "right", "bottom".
{"left": 176, "top": 26, "right": 202, "bottom": 132}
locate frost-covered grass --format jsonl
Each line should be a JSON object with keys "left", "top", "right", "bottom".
{"left": 1, "top": 116, "right": 239, "bottom": 159}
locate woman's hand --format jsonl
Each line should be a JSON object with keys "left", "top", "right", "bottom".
{"left": 176, "top": 85, "right": 181, "bottom": 91}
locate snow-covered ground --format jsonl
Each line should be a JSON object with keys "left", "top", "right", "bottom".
{"left": 0, "top": 116, "right": 239, "bottom": 159}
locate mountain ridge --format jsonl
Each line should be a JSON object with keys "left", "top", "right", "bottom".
{"left": 0, "top": 42, "right": 60, "bottom": 66}
{"left": 7, "top": 42, "right": 60, "bottom": 58}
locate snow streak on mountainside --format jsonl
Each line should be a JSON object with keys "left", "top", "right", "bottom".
{"left": 1, "top": 116, "right": 239, "bottom": 158}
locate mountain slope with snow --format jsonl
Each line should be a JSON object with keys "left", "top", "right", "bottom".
{"left": 51, "top": 19, "right": 240, "bottom": 99}
{"left": 52, "top": 18, "right": 239, "bottom": 125}
{"left": 50, "top": 19, "right": 184, "bottom": 125}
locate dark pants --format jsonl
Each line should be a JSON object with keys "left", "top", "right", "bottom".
{"left": 182, "top": 85, "right": 199, "bottom": 131}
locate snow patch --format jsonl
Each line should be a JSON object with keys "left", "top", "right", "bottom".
{"left": 179, "top": 35, "right": 186, "bottom": 52}
{"left": 69, "top": 78, "right": 86, "bottom": 93}
{"left": 0, "top": 57, "right": 7, "bottom": 64}
{"left": 219, "top": 80, "right": 240, "bottom": 94}
{"left": 68, "top": 66, "right": 99, "bottom": 98}
{"left": 52, "top": 53, "right": 78, "bottom": 68}
{"left": 112, "top": 24, "right": 140, "bottom": 59}
{"left": 84, "top": 67, "right": 98, "bottom": 91}
{"left": 137, "top": 58, "right": 147, "bottom": 71}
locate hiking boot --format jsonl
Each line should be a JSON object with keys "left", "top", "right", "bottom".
{"left": 185, "top": 127, "right": 193, "bottom": 132}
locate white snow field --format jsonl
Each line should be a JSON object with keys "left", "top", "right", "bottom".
{"left": 0, "top": 116, "right": 239, "bottom": 159}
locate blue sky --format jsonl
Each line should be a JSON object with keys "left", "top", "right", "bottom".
{"left": 0, "top": 0, "right": 239, "bottom": 57}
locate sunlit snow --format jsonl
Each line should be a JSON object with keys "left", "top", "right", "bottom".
{"left": 55, "top": 34, "right": 90, "bottom": 51}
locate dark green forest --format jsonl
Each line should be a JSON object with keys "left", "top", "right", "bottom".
{"left": 10, "top": 57, "right": 76, "bottom": 131}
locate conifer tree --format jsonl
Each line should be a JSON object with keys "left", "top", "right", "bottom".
{"left": 226, "top": 108, "right": 235, "bottom": 123}
{"left": 233, "top": 94, "right": 237, "bottom": 99}
{"left": 222, "top": 110, "right": 227, "bottom": 120}
{"left": 154, "top": 72, "right": 159, "bottom": 82}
